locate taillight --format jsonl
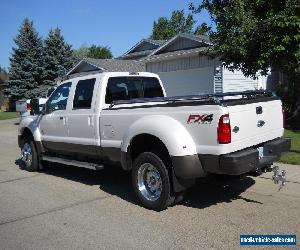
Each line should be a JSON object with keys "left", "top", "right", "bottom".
{"left": 218, "top": 114, "right": 231, "bottom": 144}
{"left": 26, "top": 103, "right": 32, "bottom": 111}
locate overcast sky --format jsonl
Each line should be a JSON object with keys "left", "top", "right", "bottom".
{"left": 0, "top": 0, "right": 212, "bottom": 69}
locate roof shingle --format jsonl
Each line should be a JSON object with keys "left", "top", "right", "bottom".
{"left": 84, "top": 58, "right": 145, "bottom": 72}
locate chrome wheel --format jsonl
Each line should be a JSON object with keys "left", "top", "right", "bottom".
{"left": 21, "top": 142, "right": 33, "bottom": 168}
{"left": 137, "top": 163, "right": 162, "bottom": 201}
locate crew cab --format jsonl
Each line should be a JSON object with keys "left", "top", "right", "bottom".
{"left": 18, "top": 72, "right": 291, "bottom": 211}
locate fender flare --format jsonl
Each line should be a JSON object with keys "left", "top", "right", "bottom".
{"left": 121, "top": 115, "right": 197, "bottom": 157}
{"left": 19, "top": 115, "right": 43, "bottom": 143}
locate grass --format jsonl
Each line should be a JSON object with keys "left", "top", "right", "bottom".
{"left": 279, "top": 129, "right": 300, "bottom": 165}
{"left": 0, "top": 112, "right": 18, "bottom": 120}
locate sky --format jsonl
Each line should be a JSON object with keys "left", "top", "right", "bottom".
{"left": 0, "top": 0, "right": 212, "bottom": 69}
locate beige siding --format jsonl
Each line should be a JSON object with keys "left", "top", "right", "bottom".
{"left": 158, "top": 67, "right": 214, "bottom": 96}
{"left": 146, "top": 55, "right": 217, "bottom": 73}
{"left": 146, "top": 55, "right": 221, "bottom": 95}
{"left": 222, "top": 68, "right": 259, "bottom": 92}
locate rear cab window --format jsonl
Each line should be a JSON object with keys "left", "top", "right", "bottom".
{"left": 105, "top": 77, "right": 163, "bottom": 104}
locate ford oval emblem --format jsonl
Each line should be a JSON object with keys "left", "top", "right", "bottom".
{"left": 257, "top": 120, "right": 265, "bottom": 127}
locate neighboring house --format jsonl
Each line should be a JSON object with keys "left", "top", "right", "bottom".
{"left": 60, "top": 34, "right": 274, "bottom": 97}
{"left": 118, "top": 39, "right": 166, "bottom": 60}
{"left": 56, "top": 58, "right": 145, "bottom": 83}
{"left": 0, "top": 73, "right": 9, "bottom": 111}
{"left": 120, "top": 33, "right": 271, "bottom": 96}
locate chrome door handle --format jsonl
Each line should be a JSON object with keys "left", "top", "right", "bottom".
{"left": 88, "top": 116, "right": 93, "bottom": 126}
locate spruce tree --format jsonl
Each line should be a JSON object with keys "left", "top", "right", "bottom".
{"left": 43, "top": 28, "right": 73, "bottom": 86}
{"left": 8, "top": 18, "right": 44, "bottom": 100}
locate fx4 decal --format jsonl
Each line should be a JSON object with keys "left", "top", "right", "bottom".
{"left": 187, "top": 114, "right": 213, "bottom": 124}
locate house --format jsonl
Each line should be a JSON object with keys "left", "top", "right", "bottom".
{"left": 118, "top": 39, "right": 166, "bottom": 60}
{"left": 0, "top": 73, "right": 9, "bottom": 111}
{"left": 120, "top": 33, "right": 270, "bottom": 96}
{"left": 61, "top": 35, "right": 273, "bottom": 97}
{"left": 56, "top": 58, "right": 145, "bottom": 83}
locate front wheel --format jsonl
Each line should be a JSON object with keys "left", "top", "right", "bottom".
{"left": 132, "top": 152, "right": 174, "bottom": 211}
{"left": 20, "top": 137, "right": 39, "bottom": 172}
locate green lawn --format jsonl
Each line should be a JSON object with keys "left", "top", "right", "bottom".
{"left": 0, "top": 112, "right": 18, "bottom": 120}
{"left": 279, "top": 130, "right": 300, "bottom": 165}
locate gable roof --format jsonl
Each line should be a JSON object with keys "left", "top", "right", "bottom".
{"left": 141, "top": 47, "right": 211, "bottom": 62}
{"left": 119, "top": 39, "right": 166, "bottom": 59}
{"left": 67, "top": 58, "right": 145, "bottom": 76}
{"left": 149, "top": 33, "right": 212, "bottom": 57}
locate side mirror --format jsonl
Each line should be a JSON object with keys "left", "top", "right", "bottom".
{"left": 30, "top": 98, "right": 42, "bottom": 115}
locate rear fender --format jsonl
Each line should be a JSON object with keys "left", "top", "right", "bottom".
{"left": 122, "top": 115, "right": 197, "bottom": 157}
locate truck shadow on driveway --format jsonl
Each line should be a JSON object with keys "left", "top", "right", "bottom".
{"left": 41, "top": 163, "right": 140, "bottom": 206}
{"left": 17, "top": 161, "right": 260, "bottom": 209}
{"left": 182, "top": 176, "right": 261, "bottom": 209}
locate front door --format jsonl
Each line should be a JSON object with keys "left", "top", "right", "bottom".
{"left": 39, "top": 82, "right": 72, "bottom": 153}
{"left": 65, "top": 78, "right": 98, "bottom": 156}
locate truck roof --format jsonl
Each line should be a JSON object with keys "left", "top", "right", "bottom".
{"left": 59, "top": 72, "right": 159, "bottom": 85}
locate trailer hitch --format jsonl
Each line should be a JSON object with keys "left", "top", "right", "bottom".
{"left": 270, "top": 166, "right": 287, "bottom": 188}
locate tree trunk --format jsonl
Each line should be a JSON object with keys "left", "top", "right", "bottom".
{"left": 286, "top": 72, "right": 300, "bottom": 130}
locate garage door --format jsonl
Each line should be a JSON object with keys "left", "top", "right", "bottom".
{"left": 157, "top": 67, "right": 214, "bottom": 97}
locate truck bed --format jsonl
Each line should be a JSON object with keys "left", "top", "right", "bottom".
{"left": 102, "top": 91, "right": 283, "bottom": 156}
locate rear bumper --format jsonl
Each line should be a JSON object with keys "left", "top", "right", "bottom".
{"left": 171, "top": 137, "right": 291, "bottom": 178}
{"left": 199, "top": 137, "right": 291, "bottom": 175}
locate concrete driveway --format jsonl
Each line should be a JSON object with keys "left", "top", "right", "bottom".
{"left": 0, "top": 118, "right": 299, "bottom": 249}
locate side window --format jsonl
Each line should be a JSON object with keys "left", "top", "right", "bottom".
{"left": 73, "top": 78, "right": 96, "bottom": 109}
{"left": 46, "top": 82, "right": 71, "bottom": 112}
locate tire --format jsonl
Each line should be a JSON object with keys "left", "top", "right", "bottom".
{"left": 132, "top": 152, "right": 174, "bottom": 211}
{"left": 20, "top": 136, "right": 39, "bottom": 172}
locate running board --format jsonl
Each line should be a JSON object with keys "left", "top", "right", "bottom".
{"left": 42, "top": 156, "right": 104, "bottom": 171}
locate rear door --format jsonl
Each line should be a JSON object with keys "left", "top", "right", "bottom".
{"left": 65, "top": 77, "right": 98, "bottom": 156}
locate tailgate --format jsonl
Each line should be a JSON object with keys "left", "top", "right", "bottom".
{"left": 227, "top": 99, "right": 284, "bottom": 149}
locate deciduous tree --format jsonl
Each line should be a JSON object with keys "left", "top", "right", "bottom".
{"left": 191, "top": 0, "right": 300, "bottom": 128}
{"left": 88, "top": 45, "right": 113, "bottom": 59}
{"left": 151, "top": 10, "right": 204, "bottom": 40}
{"left": 73, "top": 44, "right": 113, "bottom": 61}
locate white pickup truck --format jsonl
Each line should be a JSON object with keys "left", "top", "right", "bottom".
{"left": 18, "top": 72, "right": 291, "bottom": 210}
{"left": 15, "top": 87, "right": 55, "bottom": 119}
